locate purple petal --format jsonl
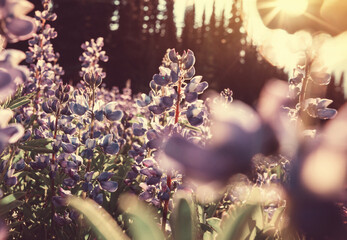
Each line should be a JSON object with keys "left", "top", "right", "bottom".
{"left": 5, "top": 16, "right": 36, "bottom": 43}
{"left": 0, "top": 69, "right": 15, "bottom": 101}
{"left": 317, "top": 108, "right": 337, "bottom": 120}
{"left": 5, "top": 176, "right": 17, "bottom": 186}
{"left": 184, "top": 66, "right": 195, "bottom": 79}
{"left": 0, "top": 124, "right": 24, "bottom": 144}
{"left": 104, "top": 142, "right": 119, "bottom": 155}
{"left": 98, "top": 172, "right": 114, "bottom": 182}
{"left": 153, "top": 74, "right": 170, "bottom": 86}
{"left": 195, "top": 82, "right": 208, "bottom": 93}
{"left": 160, "top": 96, "right": 174, "bottom": 108}
{"left": 185, "top": 92, "right": 198, "bottom": 103}
{"left": 99, "top": 181, "right": 118, "bottom": 192}
{"left": 61, "top": 143, "right": 77, "bottom": 153}
{"left": 148, "top": 105, "right": 165, "bottom": 114}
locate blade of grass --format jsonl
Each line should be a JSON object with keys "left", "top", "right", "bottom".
{"left": 68, "top": 196, "right": 129, "bottom": 240}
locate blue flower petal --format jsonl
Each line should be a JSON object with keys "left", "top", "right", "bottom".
{"left": 98, "top": 172, "right": 114, "bottom": 182}
{"left": 100, "top": 180, "right": 118, "bottom": 192}
{"left": 104, "top": 142, "right": 119, "bottom": 155}
{"left": 153, "top": 74, "right": 170, "bottom": 86}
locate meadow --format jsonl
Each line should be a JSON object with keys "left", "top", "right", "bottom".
{"left": 0, "top": 0, "right": 346, "bottom": 239}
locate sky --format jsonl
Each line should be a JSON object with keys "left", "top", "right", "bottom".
{"left": 174, "top": 0, "right": 233, "bottom": 35}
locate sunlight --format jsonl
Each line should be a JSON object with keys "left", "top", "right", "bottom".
{"left": 275, "top": 0, "right": 308, "bottom": 16}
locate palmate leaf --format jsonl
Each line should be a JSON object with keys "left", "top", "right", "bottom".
{"left": 218, "top": 204, "right": 258, "bottom": 240}
{"left": 119, "top": 194, "right": 165, "bottom": 240}
{"left": 6, "top": 92, "right": 35, "bottom": 110}
{"left": 68, "top": 196, "right": 129, "bottom": 240}
{"left": 19, "top": 145, "right": 55, "bottom": 153}
{"left": 19, "top": 138, "right": 54, "bottom": 153}
{"left": 21, "top": 138, "right": 53, "bottom": 147}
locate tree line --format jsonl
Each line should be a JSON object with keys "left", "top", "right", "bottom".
{"left": 12, "top": 0, "right": 344, "bottom": 106}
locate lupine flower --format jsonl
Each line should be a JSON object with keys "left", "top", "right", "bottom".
{"left": 79, "top": 37, "right": 108, "bottom": 78}
{"left": 0, "top": 109, "right": 24, "bottom": 154}
{"left": 0, "top": 50, "right": 29, "bottom": 101}
{"left": 287, "top": 103, "right": 347, "bottom": 239}
{"left": 303, "top": 98, "right": 337, "bottom": 119}
{"left": 163, "top": 81, "right": 290, "bottom": 185}
{"left": 104, "top": 102, "right": 123, "bottom": 121}
{"left": 30, "top": 155, "right": 49, "bottom": 170}
{"left": 0, "top": 0, "right": 36, "bottom": 43}
{"left": 97, "top": 172, "right": 118, "bottom": 192}
{"left": 100, "top": 134, "right": 120, "bottom": 155}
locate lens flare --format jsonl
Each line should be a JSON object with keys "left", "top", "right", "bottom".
{"left": 276, "top": 0, "right": 308, "bottom": 16}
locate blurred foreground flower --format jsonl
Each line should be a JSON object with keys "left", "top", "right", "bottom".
{"left": 0, "top": 0, "right": 36, "bottom": 43}
{"left": 0, "top": 109, "right": 24, "bottom": 154}
{"left": 288, "top": 103, "right": 347, "bottom": 239}
{"left": 163, "top": 80, "right": 291, "bottom": 185}
{"left": 0, "top": 50, "right": 29, "bottom": 102}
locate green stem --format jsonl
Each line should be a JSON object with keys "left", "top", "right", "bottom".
{"left": 50, "top": 107, "right": 60, "bottom": 229}
{"left": 86, "top": 87, "right": 96, "bottom": 173}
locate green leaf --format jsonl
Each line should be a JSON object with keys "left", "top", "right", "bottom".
{"left": 269, "top": 206, "right": 285, "bottom": 228}
{"left": 8, "top": 98, "right": 31, "bottom": 110}
{"left": 0, "top": 192, "right": 25, "bottom": 205}
{"left": 7, "top": 93, "right": 34, "bottom": 110}
{"left": 173, "top": 198, "right": 193, "bottom": 240}
{"left": 206, "top": 217, "right": 222, "bottom": 234}
{"left": 19, "top": 145, "right": 54, "bottom": 153}
{"left": 218, "top": 204, "right": 258, "bottom": 240}
{"left": 203, "top": 231, "right": 214, "bottom": 240}
{"left": 205, "top": 202, "right": 219, "bottom": 219}
{"left": 119, "top": 194, "right": 165, "bottom": 240}
{"left": 21, "top": 138, "right": 53, "bottom": 147}
{"left": 0, "top": 192, "right": 26, "bottom": 216}
{"left": 252, "top": 205, "right": 264, "bottom": 230}
{"left": 68, "top": 196, "right": 129, "bottom": 240}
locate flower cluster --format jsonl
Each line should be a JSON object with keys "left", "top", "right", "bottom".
{"left": 79, "top": 37, "right": 109, "bottom": 78}
{"left": 286, "top": 62, "right": 337, "bottom": 125}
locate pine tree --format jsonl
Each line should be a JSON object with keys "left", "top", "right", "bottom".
{"left": 181, "top": 2, "right": 196, "bottom": 51}
{"left": 162, "top": 0, "right": 177, "bottom": 48}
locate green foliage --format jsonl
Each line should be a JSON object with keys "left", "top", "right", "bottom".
{"left": 68, "top": 196, "right": 129, "bottom": 240}
{"left": 119, "top": 194, "right": 165, "bottom": 240}
{"left": 0, "top": 192, "right": 26, "bottom": 216}
{"left": 19, "top": 138, "right": 54, "bottom": 153}
{"left": 6, "top": 93, "right": 35, "bottom": 110}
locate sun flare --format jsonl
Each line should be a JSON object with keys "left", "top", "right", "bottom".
{"left": 276, "top": 0, "right": 308, "bottom": 16}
